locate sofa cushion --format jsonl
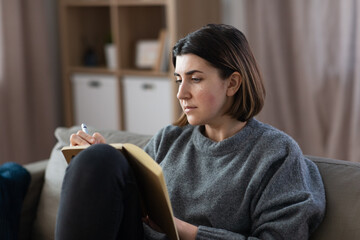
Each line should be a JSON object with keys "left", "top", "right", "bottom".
{"left": 309, "top": 156, "right": 360, "bottom": 240}
{"left": 19, "top": 160, "right": 48, "bottom": 240}
{"left": 31, "top": 126, "right": 152, "bottom": 240}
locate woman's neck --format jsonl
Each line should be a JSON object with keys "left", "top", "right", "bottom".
{"left": 204, "top": 118, "right": 247, "bottom": 142}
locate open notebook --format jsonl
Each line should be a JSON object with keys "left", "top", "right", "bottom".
{"left": 61, "top": 143, "right": 179, "bottom": 240}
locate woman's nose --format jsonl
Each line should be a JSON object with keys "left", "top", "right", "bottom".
{"left": 177, "top": 81, "right": 190, "bottom": 100}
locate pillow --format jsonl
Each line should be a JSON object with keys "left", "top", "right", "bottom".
{"left": 31, "top": 126, "right": 152, "bottom": 240}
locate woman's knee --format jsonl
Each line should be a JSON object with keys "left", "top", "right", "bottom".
{"left": 0, "top": 162, "right": 30, "bottom": 202}
{"left": 66, "top": 144, "right": 132, "bottom": 184}
{"left": 0, "top": 162, "right": 30, "bottom": 187}
{"left": 73, "top": 144, "right": 126, "bottom": 167}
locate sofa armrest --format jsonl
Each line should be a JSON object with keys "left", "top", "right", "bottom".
{"left": 308, "top": 156, "right": 360, "bottom": 240}
{"left": 19, "top": 159, "right": 49, "bottom": 240}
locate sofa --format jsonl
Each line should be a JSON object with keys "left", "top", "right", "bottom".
{"left": 18, "top": 126, "right": 360, "bottom": 240}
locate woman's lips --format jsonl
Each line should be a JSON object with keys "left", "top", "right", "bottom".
{"left": 183, "top": 106, "right": 197, "bottom": 113}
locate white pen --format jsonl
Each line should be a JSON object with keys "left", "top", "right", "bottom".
{"left": 81, "top": 123, "right": 89, "bottom": 134}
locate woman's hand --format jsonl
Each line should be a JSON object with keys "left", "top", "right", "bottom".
{"left": 70, "top": 130, "right": 106, "bottom": 146}
{"left": 174, "top": 217, "right": 198, "bottom": 240}
{"left": 142, "top": 215, "right": 164, "bottom": 233}
{"left": 143, "top": 216, "right": 198, "bottom": 240}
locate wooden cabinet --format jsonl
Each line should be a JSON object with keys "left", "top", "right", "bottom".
{"left": 59, "top": 0, "right": 221, "bottom": 130}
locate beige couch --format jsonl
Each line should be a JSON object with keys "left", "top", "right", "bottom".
{"left": 19, "top": 126, "right": 360, "bottom": 240}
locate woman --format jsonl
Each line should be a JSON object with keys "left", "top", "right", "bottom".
{"left": 56, "top": 24, "right": 325, "bottom": 240}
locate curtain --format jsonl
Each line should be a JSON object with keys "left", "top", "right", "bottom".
{"left": 244, "top": 0, "right": 360, "bottom": 162}
{"left": 0, "top": 0, "right": 61, "bottom": 165}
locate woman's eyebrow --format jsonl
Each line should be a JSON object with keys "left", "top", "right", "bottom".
{"left": 174, "top": 70, "right": 204, "bottom": 76}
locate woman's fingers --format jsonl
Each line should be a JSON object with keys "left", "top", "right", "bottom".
{"left": 70, "top": 130, "right": 95, "bottom": 146}
{"left": 93, "top": 132, "right": 106, "bottom": 144}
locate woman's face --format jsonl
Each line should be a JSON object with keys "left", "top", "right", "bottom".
{"left": 175, "top": 54, "right": 233, "bottom": 127}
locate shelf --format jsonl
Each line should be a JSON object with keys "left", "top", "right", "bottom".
{"left": 62, "top": 0, "right": 166, "bottom": 7}
{"left": 65, "top": 6, "right": 111, "bottom": 68}
{"left": 59, "top": 0, "right": 221, "bottom": 127}
{"left": 62, "top": 0, "right": 112, "bottom": 7}
{"left": 67, "top": 67, "right": 169, "bottom": 78}
{"left": 117, "top": 0, "right": 166, "bottom": 6}
{"left": 121, "top": 69, "right": 169, "bottom": 77}
{"left": 68, "top": 66, "right": 117, "bottom": 75}
{"left": 117, "top": 5, "right": 166, "bottom": 70}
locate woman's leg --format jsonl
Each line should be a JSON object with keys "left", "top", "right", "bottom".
{"left": 55, "top": 144, "right": 143, "bottom": 240}
{"left": 0, "top": 162, "right": 31, "bottom": 240}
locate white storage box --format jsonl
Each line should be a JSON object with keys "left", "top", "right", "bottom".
{"left": 122, "top": 76, "right": 172, "bottom": 135}
{"left": 72, "top": 73, "right": 121, "bottom": 130}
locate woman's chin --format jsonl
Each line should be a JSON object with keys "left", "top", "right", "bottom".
{"left": 186, "top": 116, "right": 203, "bottom": 126}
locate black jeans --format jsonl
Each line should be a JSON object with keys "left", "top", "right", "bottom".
{"left": 55, "top": 144, "right": 144, "bottom": 240}
{"left": 0, "top": 162, "right": 30, "bottom": 240}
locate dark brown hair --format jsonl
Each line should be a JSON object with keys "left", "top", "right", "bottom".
{"left": 172, "top": 24, "right": 265, "bottom": 126}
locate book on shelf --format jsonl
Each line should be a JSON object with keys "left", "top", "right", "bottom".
{"left": 154, "top": 28, "right": 169, "bottom": 72}
{"left": 61, "top": 143, "right": 179, "bottom": 240}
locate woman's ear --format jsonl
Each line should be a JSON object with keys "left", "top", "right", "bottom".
{"left": 226, "top": 72, "right": 242, "bottom": 97}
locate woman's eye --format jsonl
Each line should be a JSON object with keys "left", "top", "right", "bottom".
{"left": 175, "top": 79, "right": 182, "bottom": 85}
{"left": 192, "top": 78, "right": 201, "bottom": 82}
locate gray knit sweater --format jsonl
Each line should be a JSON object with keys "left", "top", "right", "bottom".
{"left": 143, "top": 118, "right": 325, "bottom": 240}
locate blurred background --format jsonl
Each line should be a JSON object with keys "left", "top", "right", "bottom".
{"left": 0, "top": 0, "right": 359, "bottom": 165}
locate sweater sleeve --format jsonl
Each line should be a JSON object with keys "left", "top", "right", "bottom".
{"left": 196, "top": 152, "right": 325, "bottom": 240}
{"left": 143, "top": 131, "right": 164, "bottom": 164}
